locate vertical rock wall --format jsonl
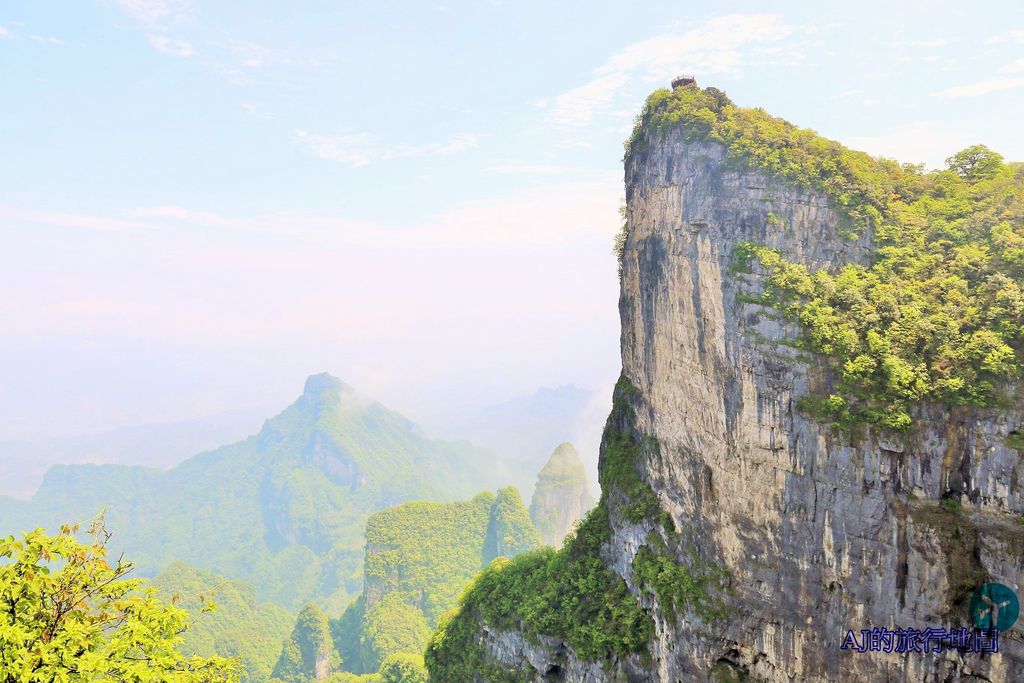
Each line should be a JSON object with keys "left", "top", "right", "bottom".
{"left": 441, "top": 122, "right": 1024, "bottom": 683}
{"left": 614, "top": 128, "right": 1024, "bottom": 681}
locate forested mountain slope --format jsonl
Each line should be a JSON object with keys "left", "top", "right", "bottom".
{"left": 0, "top": 373, "right": 499, "bottom": 612}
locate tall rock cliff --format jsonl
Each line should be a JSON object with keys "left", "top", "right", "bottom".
{"left": 426, "top": 86, "right": 1024, "bottom": 682}
{"left": 530, "top": 443, "right": 595, "bottom": 546}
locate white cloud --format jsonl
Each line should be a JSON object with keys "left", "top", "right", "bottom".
{"left": 240, "top": 102, "right": 274, "bottom": 121}
{"left": 0, "top": 25, "right": 17, "bottom": 39}
{"left": 554, "top": 138, "right": 594, "bottom": 150}
{"left": 549, "top": 14, "right": 793, "bottom": 127}
{"left": 487, "top": 162, "right": 571, "bottom": 175}
{"left": 147, "top": 34, "right": 193, "bottom": 56}
{"left": 97, "top": 174, "right": 620, "bottom": 249}
{"left": 551, "top": 72, "right": 630, "bottom": 126}
{"left": 914, "top": 37, "right": 957, "bottom": 48}
{"left": 987, "top": 29, "right": 1024, "bottom": 45}
{"left": 115, "top": 0, "right": 191, "bottom": 27}
{"left": 295, "top": 130, "right": 478, "bottom": 167}
{"left": 0, "top": 207, "right": 156, "bottom": 232}
{"left": 841, "top": 121, "right": 976, "bottom": 169}
{"left": 294, "top": 131, "right": 375, "bottom": 167}
{"left": 935, "top": 75, "right": 1024, "bottom": 98}
{"left": 392, "top": 132, "right": 479, "bottom": 157}
{"left": 999, "top": 58, "right": 1024, "bottom": 74}
{"left": 116, "top": 0, "right": 193, "bottom": 57}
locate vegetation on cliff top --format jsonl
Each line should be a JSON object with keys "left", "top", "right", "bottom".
{"left": 482, "top": 486, "right": 542, "bottom": 564}
{"left": 318, "top": 489, "right": 539, "bottom": 680}
{"left": 272, "top": 604, "right": 339, "bottom": 682}
{"left": 425, "top": 505, "right": 652, "bottom": 682}
{"left": 630, "top": 85, "right": 1024, "bottom": 430}
{"left": 625, "top": 84, "right": 905, "bottom": 235}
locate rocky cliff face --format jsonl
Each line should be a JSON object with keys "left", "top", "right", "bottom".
{"left": 614, "top": 125, "right": 1024, "bottom": 681}
{"left": 441, "top": 107, "right": 1024, "bottom": 682}
{"left": 530, "top": 443, "right": 595, "bottom": 546}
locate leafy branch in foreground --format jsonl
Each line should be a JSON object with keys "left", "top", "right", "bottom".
{"left": 0, "top": 516, "right": 237, "bottom": 682}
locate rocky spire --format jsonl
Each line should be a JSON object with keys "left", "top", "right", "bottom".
{"left": 528, "top": 442, "right": 594, "bottom": 546}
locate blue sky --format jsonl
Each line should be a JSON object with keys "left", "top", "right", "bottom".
{"left": 3, "top": 1, "right": 1024, "bottom": 441}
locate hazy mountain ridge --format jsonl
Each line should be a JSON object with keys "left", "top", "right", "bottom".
{"left": 0, "top": 373, "right": 502, "bottom": 612}
{"left": 430, "top": 384, "right": 604, "bottom": 498}
{"left": 0, "top": 407, "right": 268, "bottom": 499}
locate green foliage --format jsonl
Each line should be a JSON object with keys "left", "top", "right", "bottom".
{"left": 425, "top": 504, "right": 653, "bottom": 681}
{"left": 331, "top": 596, "right": 366, "bottom": 674}
{"left": 734, "top": 146, "right": 1024, "bottom": 429}
{"left": 1005, "top": 431, "right": 1024, "bottom": 450}
{"left": 333, "top": 489, "right": 540, "bottom": 677}
{"left": 377, "top": 653, "right": 428, "bottom": 683}
{"left": 614, "top": 199, "right": 628, "bottom": 277}
{"left": 481, "top": 487, "right": 541, "bottom": 564}
{"left": 359, "top": 594, "right": 432, "bottom": 673}
{"left": 0, "top": 519, "right": 236, "bottom": 682}
{"left": 152, "top": 562, "right": 292, "bottom": 683}
{"left": 271, "top": 604, "right": 339, "bottom": 682}
{"left": 0, "top": 374, "right": 500, "bottom": 614}
{"left": 600, "top": 376, "right": 661, "bottom": 523}
{"left": 362, "top": 493, "right": 495, "bottom": 626}
{"left": 626, "top": 85, "right": 903, "bottom": 236}
{"left": 631, "top": 544, "right": 730, "bottom": 623}
{"left": 947, "top": 145, "right": 1004, "bottom": 180}
{"left": 320, "top": 674, "right": 380, "bottom": 683}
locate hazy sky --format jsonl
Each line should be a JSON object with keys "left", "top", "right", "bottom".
{"left": 3, "top": 1, "right": 1024, "bottom": 440}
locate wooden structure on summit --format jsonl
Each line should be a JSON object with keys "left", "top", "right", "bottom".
{"left": 671, "top": 75, "right": 696, "bottom": 89}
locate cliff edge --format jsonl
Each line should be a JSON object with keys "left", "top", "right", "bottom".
{"left": 426, "top": 85, "right": 1024, "bottom": 682}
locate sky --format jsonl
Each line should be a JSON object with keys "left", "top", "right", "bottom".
{"left": 3, "top": 0, "right": 1024, "bottom": 441}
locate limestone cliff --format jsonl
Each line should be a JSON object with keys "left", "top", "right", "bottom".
{"left": 530, "top": 443, "right": 595, "bottom": 546}
{"left": 426, "top": 87, "right": 1024, "bottom": 682}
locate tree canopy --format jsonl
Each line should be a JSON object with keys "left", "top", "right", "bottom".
{"left": 0, "top": 519, "right": 236, "bottom": 682}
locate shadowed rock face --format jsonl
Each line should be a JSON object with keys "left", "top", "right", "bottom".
{"left": 529, "top": 442, "right": 594, "bottom": 546}
{"left": 452, "top": 123, "right": 1024, "bottom": 682}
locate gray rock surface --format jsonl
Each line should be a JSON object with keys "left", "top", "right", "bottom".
{"left": 470, "top": 126, "right": 1024, "bottom": 681}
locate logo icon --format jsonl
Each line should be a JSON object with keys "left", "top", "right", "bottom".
{"left": 970, "top": 583, "right": 1019, "bottom": 631}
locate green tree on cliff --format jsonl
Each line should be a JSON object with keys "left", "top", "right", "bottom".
{"left": 481, "top": 486, "right": 541, "bottom": 564}
{"left": 271, "top": 604, "right": 339, "bottom": 682}
{"left": 0, "top": 518, "right": 236, "bottom": 682}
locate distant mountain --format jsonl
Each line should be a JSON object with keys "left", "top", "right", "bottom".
{"left": 529, "top": 442, "right": 594, "bottom": 546}
{"left": 431, "top": 384, "right": 603, "bottom": 497}
{"left": 0, "top": 373, "right": 501, "bottom": 612}
{"left": 0, "top": 408, "right": 268, "bottom": 499}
